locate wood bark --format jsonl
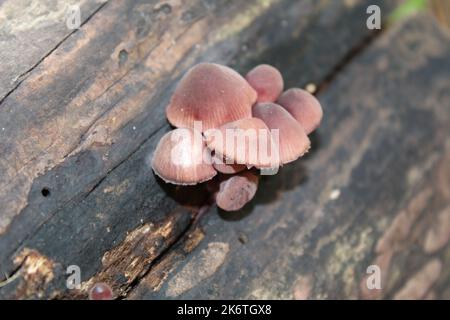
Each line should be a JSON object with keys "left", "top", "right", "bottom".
{"left": 2, "top": 1, "right": 449, "bottom": 300}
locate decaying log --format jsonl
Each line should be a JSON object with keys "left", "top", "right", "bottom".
{"left": 130, "top": 14, "right": 450, "bottom": 299}
{"left": 2, "top": 0, "right": 449, "bottom": 300}
{"left": 0, "top": 0, "right": 107, "bottom": 100}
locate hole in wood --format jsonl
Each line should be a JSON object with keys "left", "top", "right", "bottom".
{"left": 41, "top": 187, "right": 51, "bottom": 197}
{"left": 118, "top": 49, "right": 128, "bottom": 67}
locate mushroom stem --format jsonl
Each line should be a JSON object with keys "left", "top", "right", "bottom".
{"left": 213, "top": 171, "right": 259, "bottom": 211}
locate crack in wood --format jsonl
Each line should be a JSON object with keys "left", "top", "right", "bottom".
{"left": 0, "top": 1, "right": 416, "bottom": 298}
{"left": 0, "top": 1, "right": 109, "bottom": 108}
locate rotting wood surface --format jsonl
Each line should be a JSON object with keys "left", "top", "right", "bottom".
{"left": 3, "top": 1, "right": 449, "bottom": 300}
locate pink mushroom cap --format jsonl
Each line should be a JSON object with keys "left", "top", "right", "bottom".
{"left": 245, "top": 64, "right": 284, "bottom": 103}
{"left": 151, "top": 128, "right": 217, "bottom": 185}
{"left": 166, "top": 63, "right": 257, "bottom": 131}
{"left": 277, "top": 88, "right": 323, "bottom": 135}
{"left": 204, "top": 117, "right": 276, "bottom": 168}
{"left": 212, "top": 154, "right": 247, "bottom": 174}
{"left": 252, "top": 102, "right": 310, "bottom": 165}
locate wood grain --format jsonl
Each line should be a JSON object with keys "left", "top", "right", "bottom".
{"left": 0, "top": 0, "right": 107, "bottom": 100}
{"left": 0, "top": 0, "right": 407, "bottom": 299}
{"left": 130, "top": 13, "right": 450, "bottom": 300}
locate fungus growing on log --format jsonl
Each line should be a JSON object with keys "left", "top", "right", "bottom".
{"left": 166, "top": 63, "right": 257, "bottom": 131}
{"left": 151, "top": 128, "right": 217, "bottom": 185}
{"left": 245, "top": 64, "right": 284, "bottom": 103}
{"left": 205, "top": 117, "right": 276, "bottom": 168}
{"left": 252, "top": 102, "right": 310, "bottom": 165}
{"left": 212, "top": 154, "right": 247, "bottom": 174}
{"left": 215, "top": 171, "right": 259, "bottom": 211}
{"left": 277, "top": 88, "right": 323, "bottom": 135}
{"left": 89, "top": 282, "right": 113, "bottom": 300}
{"left": 152, "top": 62, "right": 322, "bottom": 211}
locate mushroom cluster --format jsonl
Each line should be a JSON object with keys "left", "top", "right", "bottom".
{"left": 152, "top": 63, "right": 323, "bottom": 211}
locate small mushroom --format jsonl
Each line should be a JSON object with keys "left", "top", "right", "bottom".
{"left": 151, "top": 128, "right": 217, "bottom": 185}
{"left": 166, "top": 63, "right": 257, "bottom": 131}
{"left": 212, "top": 154, "right": 247, "bottom": 174}
{"left": 204, "top": 117, "right": 276, "bottom": 168}
{"left": 245, "top": 64, "right": 284, "bottom": 103}
{"left": 277, "top": 88, "right": 323, "bottom": 135}
{"left": 215, "top": 170, "right": 259, "bottom": 211}
{"left": 89, "top": 282, "right": 113, "bottom": 300}
{"left": 253, "top": 102, "right": 310, "bottom": 165}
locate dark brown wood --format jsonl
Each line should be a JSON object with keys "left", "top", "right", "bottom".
{"left": 129, "top": 14, "right": 450, "bottom": 300}
{"left": 3, "top": 0, "right": 447, "bottom": 300}
{"left": 0, "top": 0, "right": 107, "bottom": 100}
